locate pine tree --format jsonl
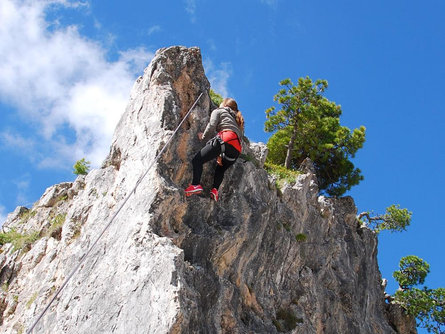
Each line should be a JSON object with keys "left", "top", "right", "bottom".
{"left": 265, "top": 77, "right": 366, "bottom": 196}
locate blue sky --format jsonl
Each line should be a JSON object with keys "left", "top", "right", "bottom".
{"left": 0, "top": 0, "right": 443, "bottom": 331}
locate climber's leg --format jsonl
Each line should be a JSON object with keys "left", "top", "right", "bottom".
{"left": 212, "top": 144, "right": 239, "bottom": 190}
{"left": 190, "top": 140, "right": 221, "bottom": 185}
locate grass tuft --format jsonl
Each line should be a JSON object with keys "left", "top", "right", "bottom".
{"left": 264, "top": 162, "right": 301, "bottom": 189}
{"left": 295, "top": 233, "right": 307, "bottom": 242}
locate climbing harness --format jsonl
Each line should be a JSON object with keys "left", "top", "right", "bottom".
{"left": 25, "top": 92, "right": 203, "bottom": 334}
{"left": 208, "top": 131, "right": 241, "bottom": 165}
{"left": 207, "top": 135, "right": 235, "bottom": 165}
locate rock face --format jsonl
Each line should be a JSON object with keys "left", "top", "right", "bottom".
{"left": 0, "top": 46, "right": 416, "bottom": 334}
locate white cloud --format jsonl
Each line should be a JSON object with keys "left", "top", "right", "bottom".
{"left": 0, "top": 0, "right": 154, "bottom": 167}
{"left": 207, "top": 39, "right": 217, "bottom": 52}
{"left": 261, "top": 0, "right": 278, "bottom": 7}
{"left": 0, "top": 131, "right": 35, "bottom": 152}
{"left": 147, "top": 25, "right": 161, "bottom": 36}
{"left": 184, "top": 0, "right": 197, "bottom": 23}
{"left": 203, "top": 59, "right": 232, "bottom": 98}
{"left": 13, "top": 174, "right": 32, "bottom": 207}
{"left": 49, "top": 0, "right": 89, "bottom": 9}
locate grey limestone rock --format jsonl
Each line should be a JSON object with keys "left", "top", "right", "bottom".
{"left": 247, "top": 141, "right": 268, "bottom": 168}
{"left": 0, "top": 46, "right": 416, "bottom": 334}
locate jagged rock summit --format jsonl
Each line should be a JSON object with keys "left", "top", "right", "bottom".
{"left": 0, "top": 46, "right": 416, "bottom": 333}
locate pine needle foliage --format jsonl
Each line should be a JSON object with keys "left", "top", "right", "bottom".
{"left": 358, "top": 204, "right": 412, "bottom": 233}
{"left": 392, "top": 256, "right": 444, "bottom": 333}
{"left": 265, "top": 77, "right": 366, "bottom": 196}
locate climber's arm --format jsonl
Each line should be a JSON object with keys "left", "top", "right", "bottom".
{"left": 201, "top": 109, "right": 221, "bottom": 142}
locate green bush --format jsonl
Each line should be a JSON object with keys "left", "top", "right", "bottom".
{"left": 73, "top": 158, "right": 90, "bottom": 175}
{"left": 265, "top": 162, "right": 301, "bottom": 188}
{"left": 0, "top": 231, "right": 14, "bottom": 245}
{"left": 0, "top": 214, "right": 66, "bottom": 252}
{"left": 0, "top": 229, "right": 40, "bottom": 252}
{"left": 209, "top": 89, "right": 223, "bottom": 106}
{"left": 295, "top": 233, "right": 307, "bottom": 242}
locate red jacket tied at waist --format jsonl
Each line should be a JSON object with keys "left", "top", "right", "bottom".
{"left": 218, "top": 131, "right": 242, "bottom": 152}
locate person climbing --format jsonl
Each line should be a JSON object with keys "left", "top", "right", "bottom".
{"left": 185, "top": 97, "right": 244, "bottom": 201}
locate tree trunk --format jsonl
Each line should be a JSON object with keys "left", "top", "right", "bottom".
{"left": 285, "top": 126, "right": 298, "bottom": 169}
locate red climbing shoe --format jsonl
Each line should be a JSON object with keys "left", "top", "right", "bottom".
{"left": 210, "top": 188, "right": 218, "bottom": 202}
{"left": 185, "top": 184, "right": 203, "bottom": 197}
